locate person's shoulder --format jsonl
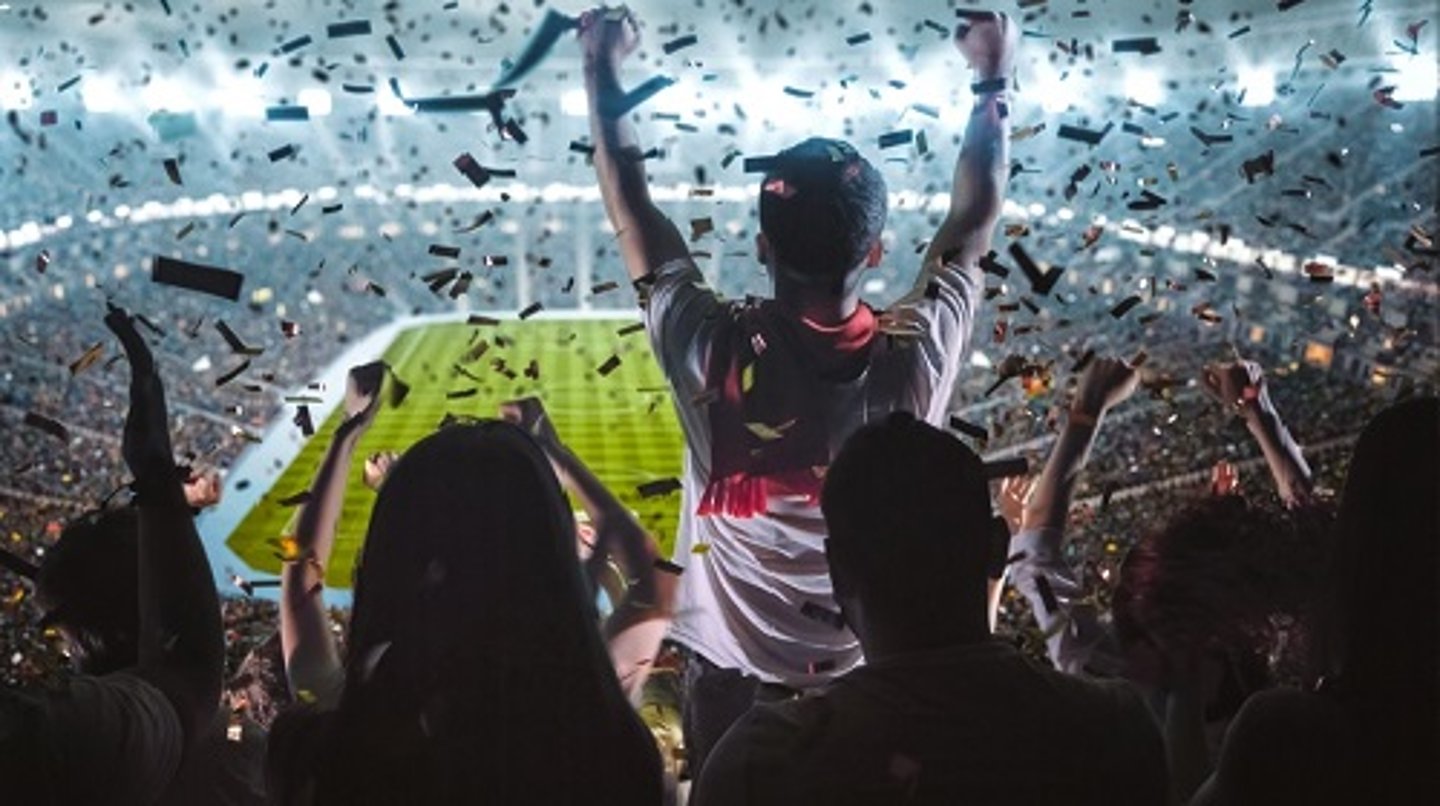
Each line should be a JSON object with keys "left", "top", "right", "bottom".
{"left": 1223, "top": 688, "right": 1341, "bottom": 756}
{"left": 695, "top": 699, "right": 819, "bottom": 806}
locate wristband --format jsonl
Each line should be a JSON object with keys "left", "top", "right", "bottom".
{"left": 1066, "top": 409, "right": 1098, "bottom": 429}
{"left": 971, "top": 77, "right": 1009, "bottom": 95}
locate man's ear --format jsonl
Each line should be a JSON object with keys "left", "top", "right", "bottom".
{"left": 756, "top": 232, "right": 772, "bottom": 266}
{"left": 864, "top": 239, "right": 884, "bottom": 269}
{"left": 985, "top": 516, "right": 1010, "bottom": 581}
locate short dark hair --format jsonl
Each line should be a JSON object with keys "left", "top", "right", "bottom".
{"left": 759, "top": 137, "right": 887, "bottom": 286}
{"left": 35, "top": 507, "right": 141, "bottom": 675}
{"left": 821, "top": 413, "right": 991, "bottom": 607}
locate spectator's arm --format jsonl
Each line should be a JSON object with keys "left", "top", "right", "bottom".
{"left": 581, "top": 7, "right": 689, "bottom": 283}
{"left": 280, "top": 364, "right": 383, "bottom": 708}
{"left": 1202, "top": 361, "right": 1313, "bottom": 507}
{"left": 501, "top": 398, "right": 675, "bottom": 699}
{"left": 106, "top": 305, "right": 224, "bottom": 744}
{"left": 919, "top": 12, "right": 1016, "bottom": 281}
{"left": 1010, "top": 356, "right": 1141, "bottom": 674}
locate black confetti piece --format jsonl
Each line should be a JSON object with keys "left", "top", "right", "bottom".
{"left": 152, "top": 256, "right": 245, "bottom": 301}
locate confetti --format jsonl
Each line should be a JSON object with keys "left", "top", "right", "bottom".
{"left": 878, "top": 129, "right": 914, "bottom": 149}
{"left": 1057, "top": 122, "right": 1113, "bottom": 145}
{"left": 662, "top": 34, "right": 698, "bottom": 54}
{"left": 23, "top": 411, "right": 69, "bottom": 442}
{"left": 1035, "top": 574, "right": 1060, "bottom": 614}
{"left": 1009, "top": 243, "right": 1063, "bottom": 295}
{"left": 1110, "top": 295, "right": 1143, "bottom": 319}
{"left": 597, "top": 355, "right": 622, "bottom": 376}
{"left": 162, "top": 157, "right": 183, "bottom": 185}
{"left": 518, "top": 302, "right": 544, "bottom": 320}
{"left": 152, "top": 256, "right": 245, "bottom": 301}
{"left": 292, "top": 406, "right": 315, "bottom": 437}
{"left": 215, "top": 320, "right": 263, "bottom": 356}
{"left": 215, "top": 360, "right": 251, "bottom": 388}
{"left": 1112, "top": 37, "right": 1161, "bottom": 55}
{"left": 800, "top": 601, "right": 847, "bottom": 631}
{"left": 948, "top": 416, "right": 988, "bottom": 442}
{"left": 327, "top": 20, "right": 372, "bottom": 38}
{"left": 983, "top": 457, "right": 1028, "bottom": 480}
{"left": 267, "top": 144, "right": 298, "bottom": 162}
{"left": 637, "top": 478, "right": 682, "bottom": 498}
{"left": 265, "top": 106, "right": 310, "bottom": 122}
{"left": 1189, "top": 127, "right": 1233, "bottom": 147}
{"left": 495, "top": 9, "right": 580, "bottom": 88}
{"left": 606, "top": 75, "right": 677, "bottom": 118}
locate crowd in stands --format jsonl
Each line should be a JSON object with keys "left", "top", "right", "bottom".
{"left": 1, "top": 7, "right": 1435, "bottom": 804}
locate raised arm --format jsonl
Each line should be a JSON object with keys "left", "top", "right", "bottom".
{"left": 106, "top": 304, "right": 224, "bottom": 743}
{"left": 580, "top": 6, "right": 690, "bottom": 282}
{"left": 1024, "top": 356, "right": 1142, "bottom": 530}
{"left": 1009, "top": 355, "right": 1141, "bottom": 674}
{"left": 501, "top": 397, "right": 676, "bottom": 699}
{"left": 1202, "top": 360, "right": 1313, "bottom": 507}
{"left": 279, "top": 363, "right": 383, "bottom": 707}
{"left": 920, "top": 12, "right": 1017, "bottom": 277}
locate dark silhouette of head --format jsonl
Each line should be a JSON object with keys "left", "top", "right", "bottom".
{"left": 34, "top": 507, "right": 141, "bottom": 676}
{"left": 821, "top": 413, "right": 1005, "bottom": 657}
{"left": 298, "top": 422, "right": 658, "bottom": 803}
{"left": 1111, "top": 495, "right": 1330, "bottom": 704}
{"left": 1320, "top": 397, "right": 1437, "bottom": 700}
{"left": 758, "top": 137, "right": 887, "bottom": 298}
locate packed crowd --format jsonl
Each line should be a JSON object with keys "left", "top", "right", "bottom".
{"left": 1, "top": 7, "right": 1435, "bottom": 805}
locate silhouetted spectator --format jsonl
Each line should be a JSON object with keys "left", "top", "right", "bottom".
{"left": 695, "top": 413, "right": 1166, "bottom": 805}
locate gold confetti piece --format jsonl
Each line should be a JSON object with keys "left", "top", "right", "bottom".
{"left": 276, "top": 535, "right": 302, "bottom": 562}
{"left": 68, "top": 342, "right": 105, "bottom": 376}
{"left": 691, "top": 542, "right": 711, "bottom": 554}
{"left": 745, "top": 419, "right": 796, "bottom": 442}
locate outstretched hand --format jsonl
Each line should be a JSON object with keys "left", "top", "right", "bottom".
{"left": 1071, "top": 353, "right": 1145, "bottom": 419}
{"left": 339, "top": 362, "right": 385, "bottom": 436}
{"left": 997, "top": 475, "right": 1035, "bottom": 535}
{"left": 1201, "top": 359, "right": 1266, "bottom": 411}
{"left": 499, "top": 396, "right": 562, "bottom": 446}
{"left": 578, "top": 5, "right": 640, "bottom": 68}
{"left": 954, "top": 10, "right": 1017, "bottom": 78}
{"left": 183, "top": 468, "right": 224, "bottom": 510}
{"left": 106, "top": 303, "right": 180, "bottom": 495}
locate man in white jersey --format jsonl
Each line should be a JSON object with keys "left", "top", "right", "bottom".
{"left": 579, "top": 6, "right": 1017, "bottom": 777}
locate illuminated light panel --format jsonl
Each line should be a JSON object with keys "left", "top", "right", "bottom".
{"left": 1237, "top": 66, "right": 1275, "bottom": 107}
{"left": 1123, "top": 69, "right": 1164, "bottom": 106}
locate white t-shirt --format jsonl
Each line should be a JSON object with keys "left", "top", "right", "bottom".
{"left": 694, "top": 640, "right": 1167, "bottom": 806}
{"left": 643, "top": 257, "right": 980, "bottom": 688}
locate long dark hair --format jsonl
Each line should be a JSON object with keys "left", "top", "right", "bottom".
{"left": 286, "top": 422, "right": 658, "bottom": 804}
{"left": 1112, "top": 495, "right": 1330, "bottom": 697}
{"left": 1317, "top": 397, "right": 1438, "bottom": 702}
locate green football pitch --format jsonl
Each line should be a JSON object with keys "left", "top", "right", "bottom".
{"left": 226, "top": 318, "right": 686, "bottom": 588}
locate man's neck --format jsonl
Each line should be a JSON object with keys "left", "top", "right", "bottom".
{"left": 859, "top": 616, "right": 993, "bottom": 664}
{"left": 772, "top": 280, "right": 861, "bottom": 327}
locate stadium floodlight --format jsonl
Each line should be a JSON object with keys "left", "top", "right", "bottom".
{"left": 560, "top": 88, "right": 588, "bottom": 117}
{"left": 376, "top": 83, "right": 414, "bottom": 116}
{"left": 81, "top": 74, "right": 124, "bottom": 113}
{"left": 0, "top": 71, "right": 32, "bottom": 110}
{"left": 1237, "top": 66, "right": 1275, "bottom": 107}
{"left": 1123, "top": 69, "right": 1164, "bottom": 106}
{"left": 298, "top": 88, "right": 333, "bottom": 117}
{"left": 1389, "top": 54, "right": 1438, "bottom": 101}
{"left": 1028, "top": 67, "right": 1074, "bottom": 114}
{"left": 142, "top": 77, "right": 196, "bottom": 112}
